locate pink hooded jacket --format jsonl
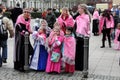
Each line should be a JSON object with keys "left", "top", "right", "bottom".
{"left": 114, "top": 29, "right": 120, "bottom": 43}
{"left": 57, "top": 15, "right": 75, "bottom": 28}
{"left": 99, "top": 15, "right": 114, "bottom": 34}
{"left": 93, "top": 10, "right": 99, "bottom": 20}
{"left": 76, "top": 13, "right": 90, "bottom": 37}
{"left": 114, "top": 29, "right": 120, "bottom": 50}
{"left": 57, "top": 15, "right": 75, "bottom": 33}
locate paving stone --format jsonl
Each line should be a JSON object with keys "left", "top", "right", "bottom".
{"left": 0, "top": 19, "right": 120, "bottom": 80}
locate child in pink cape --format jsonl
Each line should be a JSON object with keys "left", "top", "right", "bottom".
{"left": 46, "top": 26, "right": 64, "bottom": 74}
{"left": 62, "top": 27, "right": 76, "bottom": 75}
{"left": 114, "top": 23, "right": 120, "bottom": 50}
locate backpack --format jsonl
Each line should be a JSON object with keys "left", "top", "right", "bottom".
{"left": 0, "top": 16, "right": 8, "bottom": 40}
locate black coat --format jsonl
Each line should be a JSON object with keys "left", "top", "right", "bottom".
{"left": 14, "top": 23, "right": 33, "bottom": 71}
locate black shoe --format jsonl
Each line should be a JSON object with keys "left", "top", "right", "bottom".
{"left": 19, "top": 68, "right": 25, "bottom": 72}
{"left": 109, "top": 45, "right": 112, "bottom": 48}
{"left": 0, "top": 64, "right": 2, "bottom": 67}
{"left": 2, "top": 59, "right": 7, "bottom": 63}
{"left": 100, "top": 46, "right": 105, "bottom": 48}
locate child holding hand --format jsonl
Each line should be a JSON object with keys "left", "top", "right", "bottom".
{"left": 30, "top": 27, "right": 48, "bottom": 71}
{"left": 46, "top": 26, "right": 63, "bottom": 74}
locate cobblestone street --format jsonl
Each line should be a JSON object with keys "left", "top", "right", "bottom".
{"left": 0, "top": 19, "right": 120, "bottom": 80}
{"left": 1, "top": 67, "right": 120, "bottom": 80}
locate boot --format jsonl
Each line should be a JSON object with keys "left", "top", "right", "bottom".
{"left": 108, "top": 37, "right": 111, "bottom": 48}
{"left": 109, "top": 41, "right": 111, "bottom": 48}
{"left": 100, "top": 40, "right": 105, "bottom": 48}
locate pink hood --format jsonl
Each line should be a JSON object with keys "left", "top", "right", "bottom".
{"left": 57, "top": 15, "right": 75, "bottom": 28}
{"left": 63, "top": 36, "right": 76, "bottom": 60}
{"left": 99, "top": 15, "right": 114, "bottom": 34}
{"left": 16, "top": 14, "right": 32, "bottom": 32}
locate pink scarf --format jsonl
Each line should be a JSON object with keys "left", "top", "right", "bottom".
{"left": 16, "top": 14, "right": 31, "bottom": 32}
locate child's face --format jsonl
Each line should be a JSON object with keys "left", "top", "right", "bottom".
{"left": 41, "top": 21, "right": 47, "bottom": 27}
{"left": 54, "top": 29, "right": 60, "bottom": 35}
{"left": 65, "top": 29, "right": 71, "bottom": 35}
{"left": 118, "top": 26, "right": 120, "bottom": 29}
{"left": 38, "top": 28, "right": 44, "bottom": 34}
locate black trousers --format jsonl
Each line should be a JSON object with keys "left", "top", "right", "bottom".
{"left": 102, "top": 28, "right": 111, "bottom": 46}
{"left": 75, "top": 37, "right": 84, "bottom": 71}
{"left": 92, "top": 19, "right": 99, "bottom": 35}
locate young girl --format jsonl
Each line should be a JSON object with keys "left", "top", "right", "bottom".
{"left": 62, "top": 27, "right": 76, "bottom": 75}
{"left": 49, "top": 21, "right": 64, "bottom": 38}
{"left": 30, "top": 27, "right": 48, "bottom": 71}
{"left": 40, "top": 19, "right": 51, "bottom": 37}
{"left": 46, "top": 26, "right": 63, "bottom": 74}
{"left": 114, "top": 23, "right": 120, "bottom": 50}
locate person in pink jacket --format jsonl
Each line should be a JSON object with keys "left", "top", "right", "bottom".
{"left": 92, "top": 8, "right": 99, "bottom": 36}
{"left": 99, "top": 9, "right": 114, "bottom": 48}
{"left": 57, "top": 7, "right": 75, "bottom": 33}
{"left": 75, "top": 4, "right": 91, "bottom": 71}
{"left": 114, "top": 23, "right": 120, "bottom": 50}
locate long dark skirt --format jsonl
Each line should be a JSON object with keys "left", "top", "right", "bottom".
{"left": 14, "top": 33, "right": 33, "bottom": 71}
{"left": 75, "top": 37, "right": 84, "bottom": 71}
{"left": 92, "top": 19, "right": 99, "bottom": 35}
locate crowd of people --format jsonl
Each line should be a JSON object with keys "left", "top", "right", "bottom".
{"left": 0, "top": 3, "right": 120, "bottom": 77}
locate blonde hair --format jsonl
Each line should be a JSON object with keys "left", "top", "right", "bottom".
{"left": 53, "top": 21, "right": 60, "bottom": 28}
{"left": 41, "top": 19, "right": 48, "bottom": 26}
{"left": 53, "top": 26, "right": 60, "bottom": 33}
{"left": 61, "top": 7, "right": 70, "bottom": 15}
{"left": 38, "top": 27, "right": 46, "bottom": 34}
{"left": 23, "top": 8, "right": 30, "bottom": 13}
{"left": 78, "top": 4, "right": 92, "bottom": 22}
{"left": 53, "top": 22, "right": 61, "bottom": 31}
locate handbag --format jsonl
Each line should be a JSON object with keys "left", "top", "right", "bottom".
{"left": 51, "top": 51, "right": 60, "bottom": 62}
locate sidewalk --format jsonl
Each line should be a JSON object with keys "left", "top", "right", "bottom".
{"left": 0, "top": 20, "right": 120, "bottom": 80}
{"left": 89, "top": 35, "right": 120, "bottom": 79}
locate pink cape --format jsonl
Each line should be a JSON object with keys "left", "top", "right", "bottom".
{"left": 114, "top": 29, "right": 120, "bottom": 50}
{"left": 16, "top": 14, "right": 31, "bottom": 32}
{"left": 46, "top": 35, "right": 63, "bottom": 73}
{"left": 63, "top": 36, "right": 76, "bottom": 60}
{"left": 57, "top": 15, "right": 75, "bottom": 29}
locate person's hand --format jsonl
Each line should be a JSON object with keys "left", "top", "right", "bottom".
{"left": 9, "top": 30, "right": 14, "bottom": 38}
{"left": 55, "top": 36, "right": 58, "bottom": 41}
{"left": 110, "top": 29, "right": 114, "bottom": 34}
{"left": 10, "top": 33, "right": 14, "bottom": 38}
{"left": 29, "top": 30, "right": 33, "bottom": 34}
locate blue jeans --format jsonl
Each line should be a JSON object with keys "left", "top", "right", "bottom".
{"left": 0, "top": 40, "right": 7, "bottom": 60}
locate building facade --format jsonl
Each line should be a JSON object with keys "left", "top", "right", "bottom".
{"left": 1, "top": 0, "right": 113, "bottom": 10}
{"left": 113, "top": 0, "right": 120, "bottom": 5}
